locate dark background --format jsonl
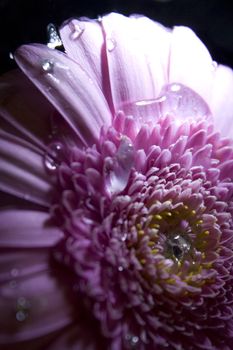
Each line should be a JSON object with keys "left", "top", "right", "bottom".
{"left": 0, "top": 0, "right": 233, "bottom": 74}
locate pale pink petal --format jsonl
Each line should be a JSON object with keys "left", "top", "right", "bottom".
{"left": 0, "top": 130, "right": 54, "bottom": 207}
{"left": 15, "top": 44, "right": 112, "bottom": 147}
{"left": 0, "top": 209, "right": 63, "bottom": 248}
{"left": 101, "top": 13, "right": 171, "bottom": 111}
{"left": 60, "top": 18, "right": 114, "bottom": 113}
{"left": 60, "top": 18, "right": 104, "bottom": 89}
{"left": 169, "top": 26, "right": 215, "bottom": 104}
{"left": 46, "top": 324, "right": 105, "bottom": 350}
{"left": 210, "top": 64, "right": 233, "bottom": 137}
{"left": 0, "top": 249, "right": 50, "bottom": 283}
{"left": 0, "top": 70, "right": 53, "bottom": 150}
{"left": 0, "top": 271, "right": 74, "bottom": 343}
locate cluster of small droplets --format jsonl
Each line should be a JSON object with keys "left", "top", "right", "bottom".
{"left": 15, "top": 297, "right": 30, "bottom": 322}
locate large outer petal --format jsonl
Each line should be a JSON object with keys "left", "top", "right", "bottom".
{"left": 210, "top": 64, "right": 233, "bottom": 137}
{"left": 0, "top": 209, "right": 74, "bottom": 344}
{"left": 0, "top": 271, "right": 74, "bottom": 343}
{"left": 0, "top": 210, "right": 63, "bottom": 249}
{"left": 60, "top": 18, "right": 114, "bottom": 115}
{"left": 15, "top": 44, "right": 112, "bottom": 147}
{"left": 101, "top": 13, "right": 171, "bottom": 111}
{"left": 0, "top": 130, "right": 54, "bottom": 207}
{"left": 168, "top": 26, "right": 215, "bottom": 103}
{"left": 0, "top": 70, "right": 53, "bottom": 150}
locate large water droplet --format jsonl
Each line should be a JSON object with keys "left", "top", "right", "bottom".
{"left": 106, "top": 37, "right": 116, "bottom": 52}
{"left": 44, "top": 141, "right": 65, "bottom": 173}
{"left": 119, "top": 83, "right": 211, "bottom": 124}
{"left": 165, "top": 234, "right": 191, "bottom": 262}
{"left": 70, "top": 21, "right": 85, "bottom": 40}
{"left": 47, "top": 23, "right": 63, "bottom": 49}
{"left": 105, "top": 137, "right": 134, "bottom": 195}
{"left": 41, "top": 59, "right": 54, "bottom": 73}
{"left": 159, "top": 83, "right": 211, "bottom": 122}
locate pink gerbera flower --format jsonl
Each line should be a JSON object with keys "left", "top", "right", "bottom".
{"left": 1, "top": 12, "right": 233, "bottom": 350}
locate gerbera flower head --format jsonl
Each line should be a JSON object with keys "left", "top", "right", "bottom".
{"left": 1, "top": 12, "right": 233, "bottom": 350}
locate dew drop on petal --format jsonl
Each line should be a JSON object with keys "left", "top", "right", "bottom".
{"left": 211, "top": 61, "right": 218, "bottom": 72}
{"left": 16, "top": 310, "right": 27, "bottom": 322}
{"left": 105, "top": 137, "right": 134, "bottom": 195}
{"left": 70, "top": 22, "right": 85, "bottom": 40}
{"left": 9, "top": 280, "right": 17, "bottom": 289}
{"left": 41, "top": 59, "right": 54, "bottom": 73}
{"left": 120, "top": 83, "right": 211, "bottom": 124}
{"left": 15, "top": 296, "right": 30, "bottom": 322}
{"left": 44, "top": 141, "right": 65, "bottom": 173}
{"left": 159, "top": 83, "right": 212, "bottom": 122}
{"left": 106, "top": 37, "right": 116, "bottom": 52}
{"left": 10, "top": 268, "right": 19, "bottom": 277}
{"left": 118, "top": 266, "right": 124, "bottom": 272}
{"left": 47, "top": 23, "right": 63, "bottom": 49}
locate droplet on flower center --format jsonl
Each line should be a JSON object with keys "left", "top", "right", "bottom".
{"left": 164, "top": 234, "right": 191, "bottom": 262}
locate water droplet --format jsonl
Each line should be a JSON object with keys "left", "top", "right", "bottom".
{"left": 9, "top": 52, "right": 14, "bottom": 60}
{"left": 70, "top": 22, "right": 85, "bottom": 40}
{"left": 47, "top": 23, "right": 62, "bottom": 49}
{"left": 211, "top": 61, "right": 218, "bottom": 72}
{"left": 16, "top": 310, "right": 27, "bottom": 322}
{"left": 106, "top": 37, "right": 116, "bottom": 52}
{"left": 105, "top": 137, "right": 134, "bottom": 195}
{"left": 125, "top": 334, "right": 139, "bottom": 348}
{"left": 120, "top": 83, "right": 212, "bottom": 124}
{"left": 44, "top": 156, "right": 57, "bottom": 172}
{"left": 10, "top": 268, "right": 19, "bottom": 277}
{"left": 44, "top": 141, "right": 65, "bottom": 173}
{"left": 118, "top": 266, "right": 124, "bottom": 272}
{"left": 41, "top": 59, "right": 54, "bottom": 73}
{"left": 165, "top": 234, "right": 191, "bottom": 262}
{"left": 16, "top": 297, "right": 30, "bottom": 322}
{"left": 9, "top": 280, "right": 17, "bottom": 289}
{"left": 159, "top": 83, "right": 212, "bottom": 122}
{"left": 121, "top": 233, "right": 127, "bottom": 242}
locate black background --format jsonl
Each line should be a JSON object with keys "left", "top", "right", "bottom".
{"left": 0, "top": 0, "right": 233, "bottom": 74}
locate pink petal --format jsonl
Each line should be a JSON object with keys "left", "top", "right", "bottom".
{"left": 0, "top": 209, "right": 63, "bottom": 248}
{"left": 169, "top": 26, "right": 215, "bottom": 104}
{"left": 0, "top": 271, "right": 74, "bottom": 343}
{"left": 210, "top": 64, "right": 233, "bottom": 137}
{"left": 46, "top": 324, "right": 104, "bottom": 350}
{"left": 15, "top": 44, "right": 112, "bottom": 146}
{"left": 60, "top": 19, "right": 103, "bottom": 89}
{"left": 60, "top": 18, "right": 114, "bottom": 114}
{"left": 0, "top": 130, "right": 54, "bottom": 207}
{"left": 101, "top": 13, "right": 171, "bottom": 111}
{"left": 0, "top": 70, "right": 52, "bottom": 150}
